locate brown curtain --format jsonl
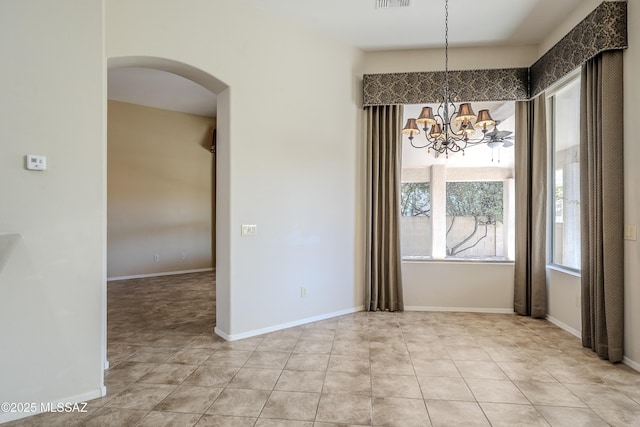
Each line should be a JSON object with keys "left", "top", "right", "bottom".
{"left": 580, "top": 50, "right": 624, "bottom": 363}
{"left": 365, "top": 105, "right": 404, "bottom": 312}
{"left": 514, "top": 95, "right": 547, "bottom": 318}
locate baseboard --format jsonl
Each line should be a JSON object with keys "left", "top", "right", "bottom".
{"left": 623, "top": 356, "right": 640, "bottom": 373}
{"left": 545, "top": 315, "right": 581, "bottom": 338}
{"left": 0, "top": 388, "right": 103, "bottom": 424}
{"left": 404, "top": 306, "right": 515, "bottom": 314}
{"left": 215, "top": 306, "right": 365, "bottom": 341}
{"left": 107, "top": 268, "right": 214, "bottom": 282}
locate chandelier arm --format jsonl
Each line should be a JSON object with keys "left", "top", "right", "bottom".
{"left": 409, "top": 138, "right": 432, "bottom": 149}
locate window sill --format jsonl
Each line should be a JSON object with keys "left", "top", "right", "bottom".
{"left": 402, "top": 257, "right": 514, "bottom": 265}
{"left": 547, "top": 264, "right": 581, "bottom": 278}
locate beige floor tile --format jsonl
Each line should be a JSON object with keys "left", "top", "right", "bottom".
{"left": 257, "top": 337, "right": 299, "bottom": 353}
{"left": 300, "top": 328, "right": 336, "bottom": 341}
{"left": 418, "top": 376, "right": 475, "bottom": 401}
{"left": 425, "top": 400, "right": 490, "bottom": 427}
{"left": 370, "top": 355, "right": 414, "bottom": 375}
{"left": 293, "top": 339, "right": 334, "bottom": 354}
{"left": 371, "top": 374, "right": 422, "bottom": 398}
{"left": 328, "top": 354, "right": 370, "bottom": 374}
{"left": 284, "top": 353, "right": 330, "bottom": 371}
{"left": 255, "top": 420, "right": 313, "bottom": 427}
{"left": 155, "top": 334, "right": 200, "bottom": 347}
{"left": 323, "top": 371, "right": 371, "bottom": 395}
{"left": 412, "top": 359, "right": 460, "bottom": 378}
{"left": 544, "top": 364, "right": 606, "bottom": 384}
{"left": 515, "top": 381, "right": 586, "bottom": 407}
{"left": 126, "top": 346, "right": 178, "bottom": 363}
{"left": 82, "top": 407, "right": 148, "bottom": 427}
{"left": 104, "top": 361, "right": 158, "bottom": 383}
{"left": 136, "top": 411, "right": 201, "bottom": 427}
{"left": 315, "top": 393, "right": 372, "bottom": 425}
{"left": 372, "top": 396, "right": 430, "bottom": 426}
{"left": 260, "top": 391, "right": 321, "bottom": 421}
{"left": 564, "top": 383, "right": 640, "bottom": 411}
{"left": 497, "top": 362, "right": 558, "bottom": 382}
{"left": 331, "top": 340, "right": 370, "bottom": 358}
{"left": 592, "top": 408, "right": 640, "bottom": 426}
{"left": 454, "top": 360, "right": 507, "bottom": 380}
{"left": 105, "top": 383, "right": 176, "bottom": 409}
{"left": 244, "top": 351, "right": 290, "bottom": 369}
{"left": 154, "top": 385, "right": 223, "bottom": 413}
{"left": 204, "top": 349, "right": 252, "bottom": 367}
{"left": 480, "top": 403, "right": 550, "bottom": 427}
{"left": 94, "top": 274, "right": 640, "bottom": 427}
{"left": 275, "top": 370, "right": 326, "bottom": 393}
{"left": 466, "top": 379, "right": 529, "bottom": 404}
{"left": 183, "top": 366, "right": 239, "bottom": 388}
{"left": 218, "top": 337, "right": 264, "bottom": 352}
{"left": 446, "top": 345, "right": 492, "bottom": 361}
{"left": 165, "top": 347, "right": 216, "bottom": 365}
{"left": 536, "top": 406, "right": 608, "bottom": 427}
{"left": 195, "top": 414, "right": 257, "bottom": 426}
{"left": 206, "top": 389, "right": 271, "bottom": 417}
{"left": 138, "top": 363, "right": 198, "bottom": 384}
{"left": 184, "top": 335, "right": 225, "bottom": 350}
{"left": 227, "top": 368, "right": 282, "bottom": 390}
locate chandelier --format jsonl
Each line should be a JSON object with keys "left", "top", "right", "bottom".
{"left": 402, "top": 0, "right": 495, "bottom": 158}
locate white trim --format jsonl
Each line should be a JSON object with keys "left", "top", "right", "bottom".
{"left": 215, "top": 306, "right": 365, "bottom": 341}
{"left": 107, "top": 267, "right": 214, "bottom": 282}
{"left": 404, "top": 306, "right": 515, "bottom": 314}
{"left": 623, "top": 356, "right": 640, "bottom": 373}
{"left": 0, "top": 388, "right": 103, "bottom": 424}
{"left": 104, "top": 360, "right": 110, "bottom": 370}
{"left": 546, "top": 315, "right": 581, "bottom": 338}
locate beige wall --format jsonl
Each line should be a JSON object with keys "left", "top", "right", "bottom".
{"left": 107, "top": 101, "right": 214, "bottom": 278}
{"left": 107, "top": 0, "right": 365, "bottom": 338}
{"left": 0, "top": 0, "right": 105, "bottom": 423}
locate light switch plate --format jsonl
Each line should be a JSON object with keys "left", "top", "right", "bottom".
{"left": 241, "top": 224, "right": 257, "bottom": 237}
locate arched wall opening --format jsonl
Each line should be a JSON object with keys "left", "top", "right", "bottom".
{"left": 104, "top": 56, "right": 231, "bottom": 369}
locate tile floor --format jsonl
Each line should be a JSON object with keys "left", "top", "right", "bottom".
{"left": 5, "top": 271, "right": 640, "bottom": 426}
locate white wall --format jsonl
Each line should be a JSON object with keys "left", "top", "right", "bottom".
{"left": 404, "top": 262, "right": 514, "bottom": 312}
{"left": 546, "top": 268, "right": 581, "bottom": 335}
{"left": 622, "top": 0, "right": 640, "bottom": 370}
{"left": 364, "top": 45, "right": 538, "bottom": 74}
{"left": 106, "top": 0, "right": 366, "bottom": 338}
{"left": 0, "top": 0, "right": 105, "bottom": 423}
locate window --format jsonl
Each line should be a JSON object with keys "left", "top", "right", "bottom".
{"left": 548, "top": 74, "right": 581, "bottom": 270}
{"left": 400, "top": 101, "right": 516, "bottom": 261}
{"left": 446, "top": 181, "right": 505, "bottom": 259}
{"left": 401, "top": 182, "right": 432, "bottom": 258}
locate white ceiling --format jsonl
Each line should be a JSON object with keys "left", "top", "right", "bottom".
{"left": 107, "top": 0, "right": 585, "bottom": 117}
{"left": 239, "top": 0, "right": 585, "bottom": 51}
{"left": 108, "top": 67, "right": 217, "bottom": 117}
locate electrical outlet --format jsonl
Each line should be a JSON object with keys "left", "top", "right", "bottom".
{"left": 300, "top": 287, "right": 307, "bottom": 298}
{"left": 153, "top": 254, "right": 160, "bottom": 262}
{"left": 624, "top": 225, "right": 637, "bottom": 241}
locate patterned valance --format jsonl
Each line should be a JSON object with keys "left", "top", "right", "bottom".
{"left": 363, "top": 1, "right": 627, "bottom": 106}
{"left": 363, "top": 68, "right": 528, "bottom": 106}
{"left": 530, "top": 1, "right": 627, "bottom": 97}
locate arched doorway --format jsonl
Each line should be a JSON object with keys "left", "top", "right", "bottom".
{"left": 103, "top": 56, "right": 230, "bottom": 371}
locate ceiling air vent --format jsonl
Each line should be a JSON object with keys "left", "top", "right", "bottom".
{"left": 376, "top": 0, "right": 412, "bottom": 9}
